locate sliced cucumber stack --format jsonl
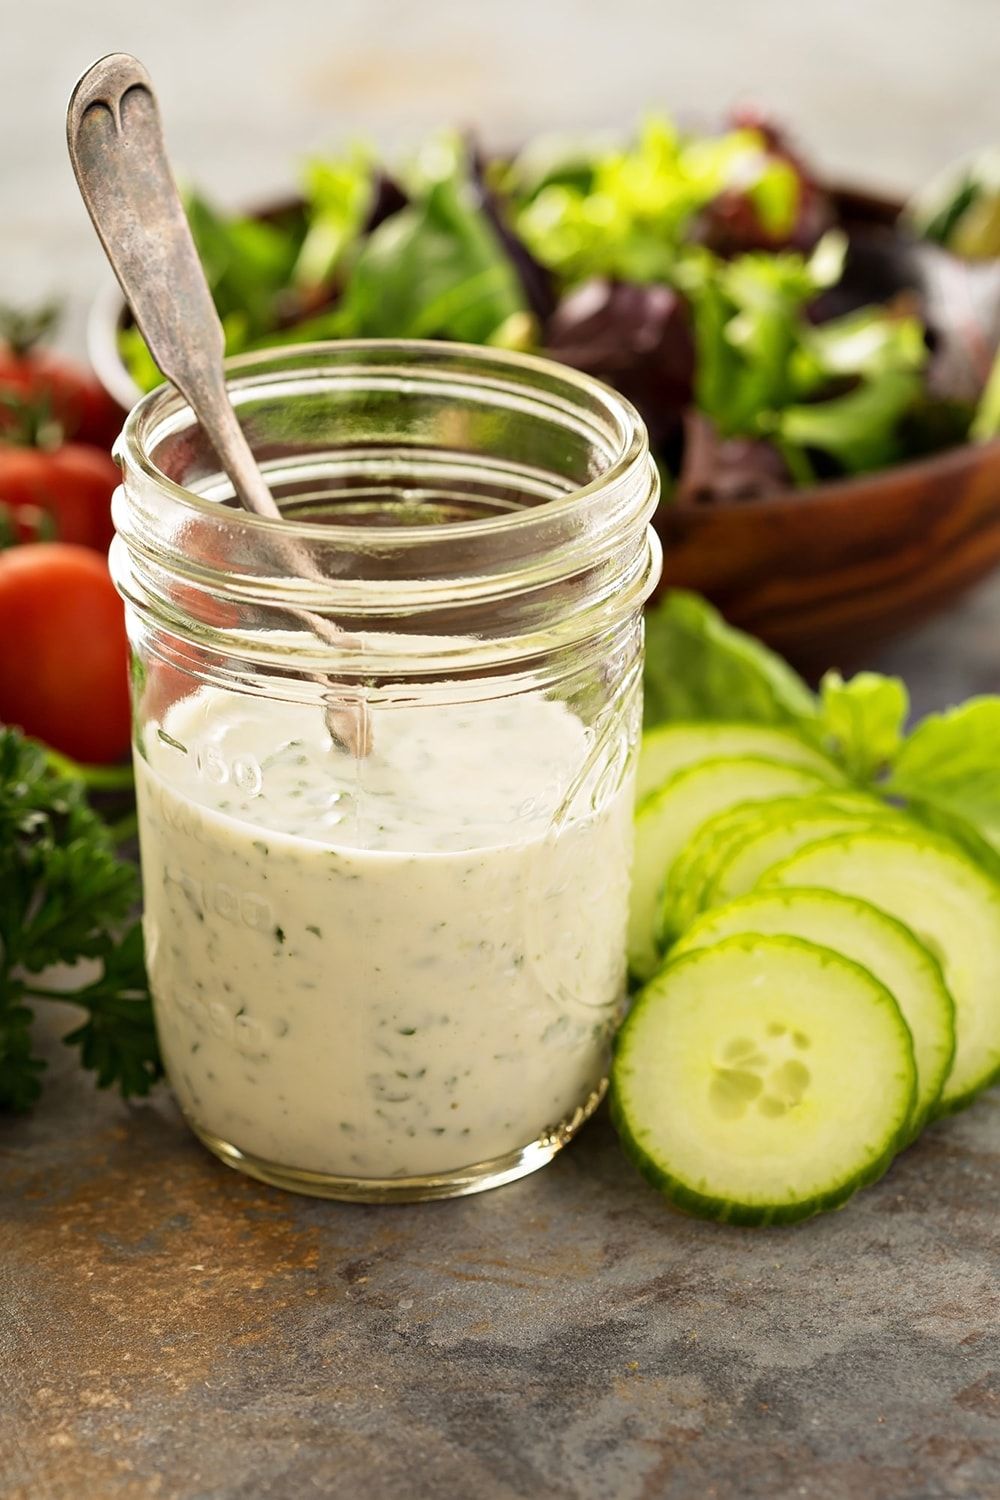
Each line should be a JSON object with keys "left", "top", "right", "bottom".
{"left": 611, "top": 934, "right": 916, "bottom": 1225}
{"left": 637, "top": 722, "right": 843, "bottom": 802}
{"left": 662, "top": 801, "right": 782, "bottom": 943}
{"left": 661, "top": 792, "right": 894, "bottom": 941}
{"left": 629, "top": 757, "right": 837, "bottom": 981}
{"left": 763, "top": 829, "right": 1000, "bottom": 1112}
{"left": 673, "top": 888, "right": 955, "bottom": 1134}
{"left": 620, "top": 709, "right": 999, "bottom": 1225}
{"left": 695, "top": 800, "right": 902, "bottom": 917}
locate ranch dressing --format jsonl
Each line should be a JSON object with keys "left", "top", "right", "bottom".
{"left": 135, "top": 686, "right": 634, "bottom": 1181}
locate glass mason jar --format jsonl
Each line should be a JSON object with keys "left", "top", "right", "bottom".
{"left": 112, "top": 340, "right": 660, "bottom": 1202}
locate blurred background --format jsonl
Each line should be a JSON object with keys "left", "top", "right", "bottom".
{"left": 2, "top": 0, "right": 1000, "bottom": 716}
{"left": 4, "top": 0, "right": 999, "bottom": 342}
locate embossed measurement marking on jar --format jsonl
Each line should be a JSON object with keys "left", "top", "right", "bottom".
{"left": 162, "top": 987, "right": 272, "bottom": 1058}
{"left": 163, "top": 865, "right": 274, "bottom": 932}
{"left": 156, "top": 729, "right": 265, "bottom": 798}
{"left": 193, "top": 741, "right": 264, "bottom": 796}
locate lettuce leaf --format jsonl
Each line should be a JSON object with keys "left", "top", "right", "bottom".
{"left": 818, "top": 671, "right": 909, "bottom": 781}
{"left": 184, "top": 192, "right": 299, "bottom": 338}
{"left": 677, "top": 233, "right": 845, "bottom": 438}
{"left": 545, "top": 280, "right": 694, "bottom": 448}
{"left": 514, "top": 119, "right": 804, "bottom": 287}
{"left": 119, "top": 190, "right": 305, "bottom": 392}
{"left": 796, "top": 304, "right": 928, "bottom": 387}
{"left": 778, "top": 369, "right": 925, "bottom": 473}
{"left": 293, "top": 149, "right": 374, "bottom": 290}
{"left": 643, "top": 593, "right": 911, "bottom": 781}
{"left": 642, "top": 592, "right": 1000, "bottom": 893}
{"left": 971, "top": 342, "right": 1000, "bottom": 440}
{"left": 335, "top": 136, "right": 528, "bottom": 343}
{"left": 886, "top": 699, "right": 1000, "bottom": 853}
{"left": 907, "top": 146, "right": 1000, "bottom": 259}
{"left": 643, "top": 591, "right": 819, "bottom": 733}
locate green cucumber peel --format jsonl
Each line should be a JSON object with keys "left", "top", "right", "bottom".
{"left": 612, "top": 932, "right": 916, "bottom": 1226}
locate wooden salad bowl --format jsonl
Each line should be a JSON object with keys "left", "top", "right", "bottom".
{"left": 87, "top": 187, "right": 1000, "bottom": 677}
{"left": 657, "top": 182, "right": 1000, "bottom": 675}
{"left": 657, "top": 438, "right": 1000, "bottom": 675}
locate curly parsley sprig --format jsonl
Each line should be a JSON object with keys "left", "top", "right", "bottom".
{"left": 0, "top": 729, "right": 161, "bottom": 1110}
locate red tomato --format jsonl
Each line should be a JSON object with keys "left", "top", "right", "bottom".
{"left": 0, "top": 543, "right": 131, "bottom": 763}
{"left": 0, "top": 346, "right": 124, "bottom": 450}
{"left": 0, "top": 500, "right": 55, "bottom": 546}
{"left": 0, "top": 443, "right": 119, "bottom": 554}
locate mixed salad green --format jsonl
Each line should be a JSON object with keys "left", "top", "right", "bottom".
{"left": 120, "top": 114, "right": 1000, "bottom": 503}
{"left": 643, "top": 589, "right": 1000, "bottom": 874}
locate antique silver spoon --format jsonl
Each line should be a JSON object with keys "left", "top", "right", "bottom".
{"left": 67, "top": 53, "right": 370, "bottom": 755}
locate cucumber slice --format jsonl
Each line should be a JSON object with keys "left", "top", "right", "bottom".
{"left": 665, "top": 792, "right": 893, "bottom": 941}
{"left": 762, "top": 829, "right": 1000, "bottom": 1112}
{"left": 637, "top": 722, "right": 843, "bottom": 802}
{"left": 699, "top": 803, "right": 901, "bottom": 915}
{"left": 664, "top": 803, "right": 779, "bottom": 942}
{"left": 673, "top": 888, "right": 955, "bottom": 1133}
{"left": 629, "top": 757, "right": 835, "bottom": 981}
{"left": 611, "top": 934, "right": 915, "bottom": 1225}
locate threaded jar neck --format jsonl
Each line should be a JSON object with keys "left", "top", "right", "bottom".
{"left": 113, "top": 340, "right": 660, "bottom": 679}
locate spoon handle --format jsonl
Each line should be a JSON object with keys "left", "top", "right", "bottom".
{"left": 67, "top": 54, "right": 371, "bottom": 756}
{"left": 66, "top": 53, "right": 279, "bottom": 522}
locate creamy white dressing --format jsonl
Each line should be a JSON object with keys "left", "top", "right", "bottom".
{"left": 135, "top": 686, "right": 634, "bottom": 1180}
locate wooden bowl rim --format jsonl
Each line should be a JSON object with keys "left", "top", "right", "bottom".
{"left": 673, "top": 432, "right": 1000, "bottom": 514}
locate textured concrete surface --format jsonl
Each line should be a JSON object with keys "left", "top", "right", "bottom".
{"left": 876, "top": 570, "right": 1000, "bottom": 720}
{"left": 2, "top": 6, "right": 1000, "bottom": 1497}
{"left": 1, "top": 1005, "right": 999, "bottom": 1500}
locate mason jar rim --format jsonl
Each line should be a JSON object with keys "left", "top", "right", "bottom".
{"left": 117, "top": 337, "right": 650, "bottom": 546}
{"left": 113, "top": 338, "right": 660, "bottom": 680}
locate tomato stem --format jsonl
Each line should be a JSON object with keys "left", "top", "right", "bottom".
{"left": 44, "top": 747, "right": 134, "bottom": 792}
{"left": 0, "top": 389, "right": 66, "bottom": 450}
{"left": 105, "top": 811, "right": 139, "bottom": 845}
{"left": 0, "top": 301, "right": 62, "bottom": 357}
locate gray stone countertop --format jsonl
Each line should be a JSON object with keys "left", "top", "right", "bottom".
{"left": 1, "top": 974, "right": 998, "bottom": 1500}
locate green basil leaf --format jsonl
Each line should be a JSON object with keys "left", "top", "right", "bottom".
{"left": 643, "top": 590, "right": 819, "bottom": 733}
{"left": 818, "top": 670, "right": 909, "bottom": 782}
{"left": 887, "top": 698, "right": 1000, "bottom": 853}
{"left": 778, "top": 368, "right": 923, "bottom": 473}
{"left": 336, "top": 136, "right": 526, "bottom": 344}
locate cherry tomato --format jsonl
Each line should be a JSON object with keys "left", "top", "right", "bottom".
{"left": 0, "top": 543, "right": 131, "bottom": 763}
{"left": 0, "top": 500, "right": 55, "bottom": 547}
{"left": 0, "top": 443, "right": 119, "bottom": 554}
{"left": 0, "top": 304, "right": 124, "bottom": 449}
{"left": 0, "top": 348, "right": 124, "bottom": 450}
